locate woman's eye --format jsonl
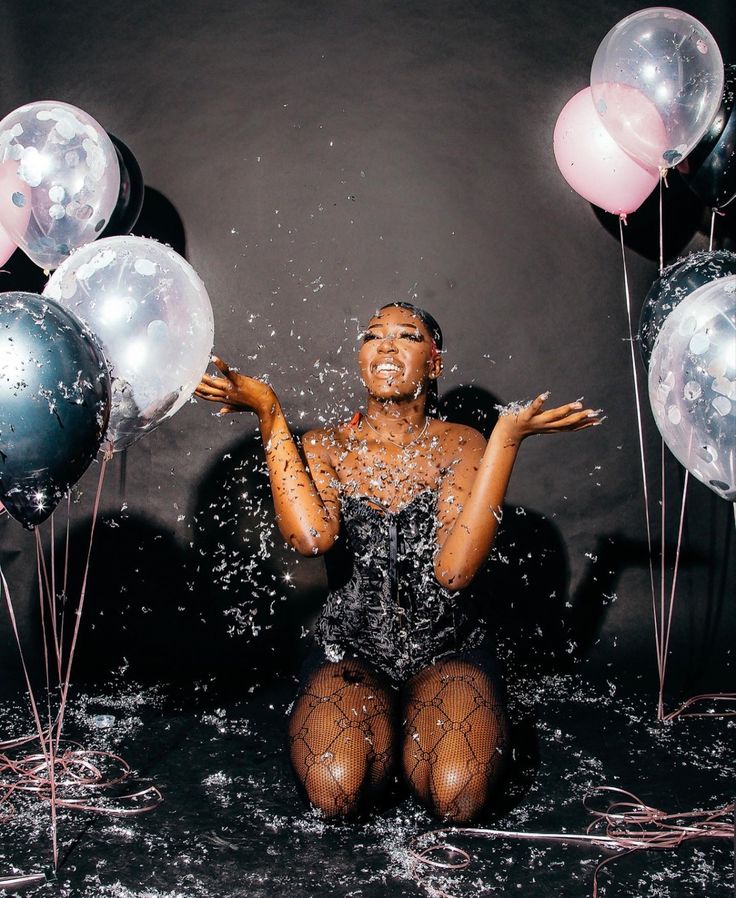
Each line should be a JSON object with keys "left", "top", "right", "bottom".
{"left": 361, "top": 332, "right": 377, "bottom": 342}
{"left": 400, "top": 332, "right": 423, "bottom": 342}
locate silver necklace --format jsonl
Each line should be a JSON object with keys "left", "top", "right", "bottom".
{"left": 362, "top": 414, "right": 430, "bottom": 450}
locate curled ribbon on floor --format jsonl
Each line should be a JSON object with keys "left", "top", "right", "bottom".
{"left": 408, "top": 786, "right": 735, "bottom": 898}
{"left": 1, "top": 729, "right": 162, "bottom": 889}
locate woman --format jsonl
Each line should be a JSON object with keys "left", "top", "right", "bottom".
{"left": 195, "top": 302, "right": 600, "bottom": 823}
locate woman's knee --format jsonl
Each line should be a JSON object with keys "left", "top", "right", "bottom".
{"left": 288, "top": 658, "right": 396, "bottom": 818}
{"left": 402, "top": 729, "right": 507, "bottom": 822}
{"left": 401, "top": 657, "right": 509, "bottom": 822}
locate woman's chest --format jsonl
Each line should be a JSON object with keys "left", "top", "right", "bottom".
{"left": 329, "top": 442, "right": 445, "bottom": 511}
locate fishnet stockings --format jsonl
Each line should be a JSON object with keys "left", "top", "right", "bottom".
{"left": 288, "top": 658, "right": 395, "bottom": 818}
{"left": 402, "top": 657, "right": 509, "bottom": 822}
{"left": 288, "top": 655, "right": 508, "bottom": 823}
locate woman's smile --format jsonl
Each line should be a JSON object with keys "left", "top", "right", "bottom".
{"left": 373, "top": 360, "right": 404, "bottom": 377}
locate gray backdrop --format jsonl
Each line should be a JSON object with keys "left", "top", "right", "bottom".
{"left": 1, "top": 0, "right": 734, "bottom": 699}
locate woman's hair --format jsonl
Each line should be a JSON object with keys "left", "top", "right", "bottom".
{"left": 378, "top": 301, "right": 444, "bottom": 417}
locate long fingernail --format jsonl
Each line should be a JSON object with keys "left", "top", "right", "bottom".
{"left": 587, "top": 408, "right": 604, "bottom": 418}
{"left": 575, "top": 396, "right": 584, "bottom": 403}
{"left": 540, "top": 390, "right": 550, "bottom": 400}
{"left": 572, "top": 401, "right": 583, "bottom": 409}
{"left": 592, "top": 415, "right": 607, "bottom": 426}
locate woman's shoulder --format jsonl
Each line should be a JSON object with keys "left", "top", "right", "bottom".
{"left": 430, "top": 419, "right": 486, "bottom": 449}
{"left": 301, "top": 420, "right": 355, "bottom": 452}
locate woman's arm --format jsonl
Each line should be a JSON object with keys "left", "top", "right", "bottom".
{"left": 195, "top": 357, "right": 340, "bottom": 556}
{"left": 433, "top": 395, "right": 599, "bottom": 591}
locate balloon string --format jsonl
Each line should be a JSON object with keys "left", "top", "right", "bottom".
{"left": 0, "top": 565, "right": 59, "bottom": 867}
{"left": 658, "top": 442, "right": 666, "bottom": 719}
{"left": 0, "top": 874, "right": 47, "bottom": 891}
{"left": 59, "top": 493, "right": 72, "bottom": 654}
{"left": 663, "top": 469, "right": 687, "bottom": 676}
{"left": 709, "top": 207, "right": 716, "bottom": 251}
{"left": 618, "top": 217, "right": 660, "bottom": 694}
{"left": 54, "top": 457, "right": 108, "bottom": 756}
{"left": 35, "top": 528, "right": 62, "bottom": 682}
{"left": 34, "top": 532, "right": 54, "bottom": 726}
{"left": 663, "top": 692, "right": 736, "bottom": 721}
{"left": 34, "top": 530, "right": 62, "bottom": 868}
{"left": 658, "top": 169, "right": 666, "bottom": 273}
{"left": 2, "top": 465, "right": 164, "bottom": 876}
{"left": 657, "top": 469, "right": 688, "bottom": 717}
{"left": 656, "top": 431, "right": 735, "bottom": 720}
{"left": 50, "top": 514, "right": 57, "bottom": 675}
{"left": 408, "top": 787, "right": 735, "bottom": 898}
{"left": 118, "top": 447, "right": 128, "bottom": 503}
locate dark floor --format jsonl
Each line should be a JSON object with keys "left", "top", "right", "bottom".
{"left": 1, "top": 657, "right": 734, "bottom": 898}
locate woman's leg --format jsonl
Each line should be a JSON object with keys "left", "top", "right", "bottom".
{"left": 288, "top": 656, "right": 396, "bottom": 818}
{"left": 401, "top": 656, "right": 509, "bottom": 823}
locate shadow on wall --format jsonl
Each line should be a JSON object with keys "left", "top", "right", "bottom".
{"left": 63, "top": 469, "right": 325, "bottom": 694}
{"left": 592, "top": 168, "right": 736, "bottom": 259}
{"left": 186, "top": 430, "right": 327, "bottom": 690}
{"left": 440, "top": 385, "right": 649, "bottom": 674}
{"left": 132, "top": 187, "right": 187, "bottom": 258}
{"left": 62, "top": 514, "right": 195, "bottom": 687}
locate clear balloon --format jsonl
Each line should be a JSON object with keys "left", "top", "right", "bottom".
{"left": 553, "top": 87, "right": 660, "bottom": 216}
{"left": 44, "top": 236, "right": 215, "bottom": 451}
{"left": 591, "top": 8, "right": 724, "bottom": 169}
{"left": 0, "top": 159, "right": 31, "bottom": 263}
{"left": 648, "top": 274, "right": 736, "bottom": 501}
{"left": 0, "top": 101, "right": 120, "bottom": 270}
{"left": 0, "top": 292, "right": 110, "bottom": 528}
{"left": 0, "top": 222, "right": 17, "bottom": 267}
{"left": 639, "top": 249, "right": 736, "bottom": 366}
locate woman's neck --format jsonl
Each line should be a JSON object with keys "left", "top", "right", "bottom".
{"left": 364, "top": 395, "right": 427, "bottom": 436}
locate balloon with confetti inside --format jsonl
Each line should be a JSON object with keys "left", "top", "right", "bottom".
{"left": 0, "top": 101, "right": 120, "bottom": 270}
{"left": 44, "top": 236, "right": 214, "bottom": 451}
{"left": 648, "top": 274, "right": 736, "bottom": 501}
{"left": 591, "top": 7, "right": 724, "bottom": 170}
{"left": 639, "top": 249, "right": 736, "bottom": 367}
{"left": 0, "top": 292, "right": 110, "bottom": 528}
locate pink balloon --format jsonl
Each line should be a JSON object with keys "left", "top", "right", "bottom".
{"left": 553, "top": 86, "right": 661, "bottom": 216}
{"left": 0, "top": 222, "right": 16, "bottom": 267}
{"left": 0, "top": 159, "right": 30, "bottom": 263}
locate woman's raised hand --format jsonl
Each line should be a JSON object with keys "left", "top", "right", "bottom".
{"left": 494, "top": 393, "right": 603, "bottom": 445}
{"left": 194, "top": 356, "right": 277, "bottom": 417}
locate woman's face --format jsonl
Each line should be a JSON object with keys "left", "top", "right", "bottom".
{"left": 358, "top": 305, "right": 441, "bottom": 402}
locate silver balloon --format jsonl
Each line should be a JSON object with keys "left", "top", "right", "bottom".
{"left": 591, "top": 8, "right": 724, "bottom": 169}
{"left": 0, "top": 101, "right": 120, "bottom": 269}
{"left": 648, "top": 275, "right": 736, "bottom": 501}
{"left": 44, "top": 236, "right": 214, "bottom": 451}
{"left": 0, "top": 292, "right": 110, "bottom": 528}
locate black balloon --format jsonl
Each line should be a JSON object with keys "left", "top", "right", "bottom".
{"left": 677, "top": 64, "right": 736, "bottom": 210}
{"left": 638, "top": 249, "right": 736, "bottom": 367}
{"left": 101, "top": 133, "right": 145, "bottom": 239}
{"left": 0, "top": 292, "right": 110, "bottom": 529}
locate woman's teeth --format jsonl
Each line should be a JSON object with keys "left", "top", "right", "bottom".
{"left": 376, "top": 363, "right": 401, "bottom": 373}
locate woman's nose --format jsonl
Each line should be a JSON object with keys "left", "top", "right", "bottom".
{"left": 377, "top": 335, "right": 397, "bottom": 351}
